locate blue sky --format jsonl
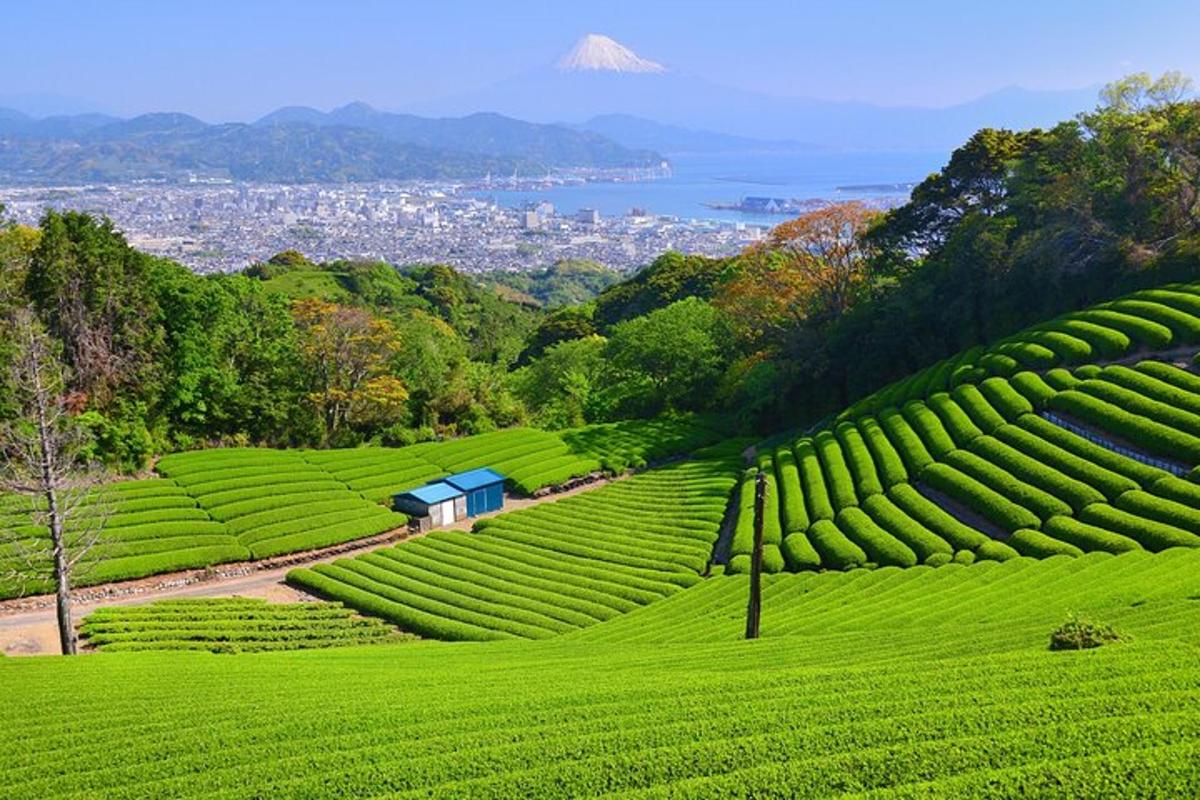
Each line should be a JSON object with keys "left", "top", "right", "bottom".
{"left": 4, "top": 0, "right": 1199, "bottom": 121}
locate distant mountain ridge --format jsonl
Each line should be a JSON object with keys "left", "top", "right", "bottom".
{"left": 253, "top": 102, "right": 663, "bottom": 168}
{"left": 411, "top": 35, "right": 1101, "bottom": 150}
{"left": 575, "top": 114, "right": 821, "bottom": 154}
{"left": 0, "top": 104, "right": 663, "bottom": 184}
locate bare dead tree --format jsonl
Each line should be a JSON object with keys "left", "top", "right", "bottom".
{"left": 0, "top": 307, "right": 108, "bottom": 655}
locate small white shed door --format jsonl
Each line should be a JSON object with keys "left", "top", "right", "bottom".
{"left": 438, "top": 499, "right": 456, "bottom": 525}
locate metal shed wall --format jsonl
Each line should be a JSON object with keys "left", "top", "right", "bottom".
{"left": 463, "top": 482, "right": 504, "bottom": 516}
{"left": 443, "top": 469, "right": 506, "bottom": 517}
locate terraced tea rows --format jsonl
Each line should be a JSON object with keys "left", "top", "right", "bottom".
{"left": 738, "top": 359, "right": 1200, "bottom": 573}
{"left": 0, "top": 478, "right": 245, "bottom": 597}
{"left": 287, "top": 445, "right": 743, "bottom": 641}
{"left": 416, "top": 427, "right": 604, "bottom": 495}
{"left": 79, "top": 598, "right": 406, "bottom": 652}
{"left": 156, "top": 448, "right": 404, "bottom": 560}
{"left": 577, "top": 547, "right": 1200, "bottom": 644}
{"left": 2, "top": 418, "right": 722, "bottom": 599}
{"left": 300, "top": 445, "right": 449, "bottom": 504}
{"left": 4, "top": 547, "right": 1198, "bottom": 797}
{"left": 560, "top": 414, "right": 728, "bottom": 472}
{"left": 303, "top": 418, "right": 725, "bottom": 502}
{"left": 845, "top": 281, "right": 1200, "bottom": 418}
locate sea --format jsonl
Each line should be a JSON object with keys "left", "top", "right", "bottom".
{"left": 469, "top": 150, "right": 949, "bottom": 224}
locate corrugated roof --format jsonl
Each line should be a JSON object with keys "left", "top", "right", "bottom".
{"left": 444, "top": 468, "right": 506, "bottom": 491}
{"left": 398, "top": 481, "right": 464, "bottom": 504}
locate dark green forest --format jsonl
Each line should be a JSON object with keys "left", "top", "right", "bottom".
{"left": 1, "top": 73, "right": 1198, "bottom": 469}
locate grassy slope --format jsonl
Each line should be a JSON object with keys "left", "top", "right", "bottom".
{"left": 260, "top": 268, "right": 352, "bottom": 302}
{"left": 2, "top": 552, "right": 1198, "bottom": 797}
{"left": 573, "top": 548, "right": 1200, "bottom": 646}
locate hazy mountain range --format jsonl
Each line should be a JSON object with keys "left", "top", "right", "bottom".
{"left": 0, "top": 34, "right": 1107, "bottom": 184}
{"left": 0, "top": 105, "right": 663, "bottom": 184}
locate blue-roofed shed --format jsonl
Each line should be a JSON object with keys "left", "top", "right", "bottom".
{"left": 392, "top": 482, "right": 465, "bottom": 527}
{"left": 443, "top": 468, "right": 506, "bottom": 517}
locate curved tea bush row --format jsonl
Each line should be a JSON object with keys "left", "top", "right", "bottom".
{"left": 805, "top": 518, "right": 867, "bottom": 570}
{"left": 774, "top": 448, "right": 809, "bottom": 533}
{"left": 795, "top": 440, "right": 834, "bottom": 523}
{"left": 902, "top": 400, "right": 957, "bottom": 459}
{"left": 857, "top": 416, "right": 907, "bottom": 487}
{"left": 507, "top": 455, "right": 604, "bottom": 495}
{"left": 922, "top": 462, "right": 1041, "bottom": 531}
{"left": 835, "top": 422, "right": 883, "bottom": 498}
{"left": 1008, "top": 528, "right": 1085, "bottom": 558}
{"left": 928, "top": 392, "right": 984, "bottom": 447}
{"left": 77, "top": 543, "right": 253, "bottom": 588}
{"left": 1049, "top": 390, "right": 1200, "bottom": 464}
{"left": 835, "top": 507, "right": 917, "bottom": 568}
{"left": 301, "top": 448, "right": 447, "bottom": 503}
{"left": 814, "top": 430, "right": 857, "bottom": 510}
{"left": 860, "top": 493, "right": 953, "bottom": 563}
{"left": 576, "top": 546, "right": 1200, "bottom": 646}
{"left": 80, "top": 598, "right": 405, "bottom": 652}
{"left": 156, "top": 448, "right": 409, "bottom": 558}
{"left": 0, "top": 476, "right": 246, "bottom": 599}
{"left": 290, "top": 454, "right": 742, "bottom": 640}
{"left": 837, "top": 279, "right": 1200, "bottom": 418}
{"left": 560, "top": 413, "right": 729, "bottom": 472}
{"left": 765, "top": 359, "right": 1200, "bottom": 575}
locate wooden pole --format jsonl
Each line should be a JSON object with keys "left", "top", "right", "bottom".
{"left": 745, "top": 471, "right": 766, "bottom": 640}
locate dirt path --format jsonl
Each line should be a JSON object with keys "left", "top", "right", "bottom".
{"left": 0, "top": 474, "right": 620, "bottom": 656}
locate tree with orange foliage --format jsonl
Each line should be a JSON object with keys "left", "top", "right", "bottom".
{"left": 716, "top": 202, "right": 882, "bottom": 348}
{"left": 291, "top": 298, "right": 408, "bottom": 443}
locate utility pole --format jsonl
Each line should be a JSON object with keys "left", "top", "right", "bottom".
{"left": 745, "top": 471, "right": 766, "bottom": 640}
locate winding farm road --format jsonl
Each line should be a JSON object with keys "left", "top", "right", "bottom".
{"left": 0, "top": 475, "right": 617, "bottom": 656}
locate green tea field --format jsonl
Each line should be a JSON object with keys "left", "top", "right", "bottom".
{"left": 0, "top": 416, "right": 725, "bottom": 599}
{"left": 2, "top": 548, "right": 1198, "bottom": 797}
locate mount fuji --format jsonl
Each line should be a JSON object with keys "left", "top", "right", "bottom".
{"left": 556, "top": 34, "right": 666, "bottom": 74}
{"left": 409, "top": 34, "right": 1098, "bottom": 152}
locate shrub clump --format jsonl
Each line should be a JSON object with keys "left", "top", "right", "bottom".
{"left": 1049, "top": 615, "right": 1125, "bottom": 651}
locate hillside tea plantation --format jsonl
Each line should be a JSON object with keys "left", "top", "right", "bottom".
{"left": 79, "top": 598, "right": 406, "bottom": 652}
{"left": 287, "top": 443, "right": 745, "bottom": 640}
{"left": 574, "top": 548, "right": 1200, "bottom": 645}
{"left": 729, "top": 358, "right": 1200, "bottom": 575}
{"left": 0, "top": 478, "right": 247, "bottom": 597}
{"left": 155, "top": 448, "right": 404, "bottom": 560}
{"left": 3, "top": 288, "right": 1200, "bottom": 797}
{"left": 3, "top": 545, "right": 1198, "bottom": 797}
{"left": 842, "top": 281, "right": 1200, "bottom": 419}
{"left": 0, "top": 416, "right": 723, "bottom": 599}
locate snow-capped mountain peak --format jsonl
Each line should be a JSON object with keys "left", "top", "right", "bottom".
{"left": 556, "top": 34, "right": 666, "bottom": 74}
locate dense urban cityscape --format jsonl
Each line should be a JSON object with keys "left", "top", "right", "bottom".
{"left": 0, "top": 178, "right": 783, "bottom": 274}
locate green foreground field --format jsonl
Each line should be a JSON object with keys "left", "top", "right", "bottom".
{"left": 2, "top": 550, "right": 1198, "bottom": 798}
